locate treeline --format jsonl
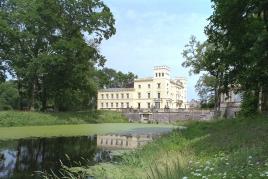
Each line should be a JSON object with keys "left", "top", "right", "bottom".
{"left": 0, "top": 0, "right": 136, "bottom": 111}
{"left": 182, "top": 0, "right": 268, "bottom": 115}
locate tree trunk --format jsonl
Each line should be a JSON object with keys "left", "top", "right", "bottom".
{"left": 17, "top": 78, "right": 23, "bottom": 110}
{"left": 258, "top": 86, "right": 263, "bottom": 113}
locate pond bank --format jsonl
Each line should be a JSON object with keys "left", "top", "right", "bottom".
{"left": 65, "top": 116, "right": 268, "bottom": 178}
{"left": 0, "top": 125, "right": 176, "bottom": 178}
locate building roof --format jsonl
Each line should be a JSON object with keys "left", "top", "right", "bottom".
{"left": 153, "top": 66, "right": 171, "bottom": 71}
{"left": 98, "top": 88, "right": 135, "bottom": 92}
{"left": 134, "top": 77, "right": 153, "bottom": 82}
{"left": 170, "top": 80, "right": 183, "bottom": 87}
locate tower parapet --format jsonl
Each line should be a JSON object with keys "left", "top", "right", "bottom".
{"left": 153, "top": 66, "right": 170, "bottom": 79}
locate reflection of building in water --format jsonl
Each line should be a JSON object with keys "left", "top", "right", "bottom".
{"left": 97, "top": 134, "right": 155, "bottom": 149}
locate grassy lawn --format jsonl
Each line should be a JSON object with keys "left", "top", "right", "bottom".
{"left": 0, "top": 110, "right": 128, "bottom": 127}
{"left": 72, "top": 115, "right": 268, "bottom": 178}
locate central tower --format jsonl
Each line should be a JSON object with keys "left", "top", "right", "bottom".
{"left": 153, "top": 66, "right": 170, "bottom": 79}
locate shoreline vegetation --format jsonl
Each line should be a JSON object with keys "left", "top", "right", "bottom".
{"left": 60, "top": 115, "right": 268, "bottom": 179}
{"left": 0, "top": 110, "right": 128, "bottom": 127}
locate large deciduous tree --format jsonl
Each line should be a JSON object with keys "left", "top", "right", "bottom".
{"left": 0, "top": 0, "right": 116, "bottom": 111}
{"left": 182, "top": 36, "right": 228, "bottom": 115}
{"left": 205, "top": 0, "right": 268, "bottom": 114}
{"left": 183, "top": 0, "right": 268, "bottom": 115}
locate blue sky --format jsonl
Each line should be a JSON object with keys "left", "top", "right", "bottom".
{"left": 100, "top": 0, "right": 213, "bottom": 100}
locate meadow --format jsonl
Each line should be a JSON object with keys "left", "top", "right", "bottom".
{"left": 0, "top": 110, "right": 128, "bottom": 127}
{"left": 66, "top": 115, "right": 268, "bottom": 178}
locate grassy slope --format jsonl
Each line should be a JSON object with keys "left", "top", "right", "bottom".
{"left": 78, "top": 116, "right": 268, "bottom": 178}
{"left": 0, "top": 110, "right": 128, "bottom": 127}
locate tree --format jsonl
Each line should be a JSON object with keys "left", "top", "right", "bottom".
{"left": 182, "top": 36, "right": 228, "bottom": 115}
{"left": 97, "top": 68, "right": 138, "bottom": 88}
{"left": 205, "top": 0, "right": 268, "bottom": 114}
{"left": 0, "top": 0, "right": 116, "bottom": 111}
{"left": 195, "top": 74, "right": 216, "bottom": 108}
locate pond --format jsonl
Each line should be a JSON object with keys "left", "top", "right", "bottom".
{"left": 0, "top": 124, "right": 177, "bottom": 178}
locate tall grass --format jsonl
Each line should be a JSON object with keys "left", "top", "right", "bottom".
{"left": 0, "top": 110, "right": 128, "bottom": 127}
{"left": 147, "top": 116, "right": 268, "bottom": 179}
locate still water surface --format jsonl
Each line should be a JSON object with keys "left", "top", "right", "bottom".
{"left": 0, "top": 127, "right": 174, "bottom": 178}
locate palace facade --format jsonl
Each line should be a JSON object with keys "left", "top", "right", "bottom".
{"left": 97, "top": 66, "right": 188, "bottom": 110}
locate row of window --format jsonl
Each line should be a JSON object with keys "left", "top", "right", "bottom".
{"left": 101, "top": 102, "right": 130, "bottom": 108}
{"left": 101, "top": 102, "right": 152, "bottom": 109}
{"left": 101, "top": 93, "right": 129, "bottom": 99}
{"left": 137, "top": 92, "right": 160, "bottom": 99}
{"left": 138, "top": 83, "right": 161, "bottom": 89}
{"left": 101, "top": 92, "right": 161, "bottom": 100}
{"left": 155, "top": 73, "right": 165, "bottom": 77}
{"left": 100, "top": 138, "right": 131, "bottom": 146}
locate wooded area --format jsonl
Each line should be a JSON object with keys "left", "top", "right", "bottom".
{"left": 182, "top": 0, "right": 268, "bottom": 115}
{"left": 0, "top": 0, "right": 137, "bottom": 111}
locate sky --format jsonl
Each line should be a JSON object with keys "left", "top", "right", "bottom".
{"left": 100, "top": 0, "right": 213, "bottom": 100}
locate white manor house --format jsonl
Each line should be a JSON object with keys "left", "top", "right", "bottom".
{"left": 97, "top": 66, "right": 188, "bottom": 110}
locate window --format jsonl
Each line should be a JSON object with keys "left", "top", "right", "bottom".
{"left": 101, "top": 103, "right": 103, "bottom": 108}
{"left": 148, "top": 93, "right": 150, "bottom": 99}
{"left": 138, "top": 84, "right": 141, "bottom": 88}
{"left": 111, "top": 103, "right": 113, "bottom": 108}
{"left": 106, "top": 94, "right": 109, "bottom": 99}
{"left": 148, "top": 84, "right": 151, "bottom": 88}
{"left": 138, "top": 92, "right": 141, "bottom": 99}
{"left": 147, "top": 103, "right": 151, "bottom": 109}
{"left": 101, "top": 94, "right": 104, "bottom": 99}
{"left": 162, "top": 73, "right": 164, "bottom": 77}
{"left": 158, "top": 73, "right": 161, "bottom": 77}
{"left": 116, "top": 103, "right": 118, "bottom": 108}
{"left": 157, "top": 83, "right": 161, "bottom": 88}
{"left": 126, "top": 102, "right": 129, "bottom": 108}
{"left": 106, "top": 103, "right": 108, "bottom": 108}
{"left": 111, "top": 94, "right": 114, "bottom": 99}
{"left": 121, "top": 102, "right": 124, "bottom": 108}
{"left": 116, "top": 94, "right": 119, "bottom": 99}
{"left": 126, "top": 93, "right": 129, "bottom": 98}
{"left": 121, "top": 93, "right": 124, "bottom": 99}
{"left": 158, "top": 93, "right": 160, "bottom": 99}
{"left": 138, "top": 103, "right": 141, "bottom": 109}
{"left": 155, "top": 73, "right": 157, "bottom": 77}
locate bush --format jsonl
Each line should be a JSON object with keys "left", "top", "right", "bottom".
{"left": 239, "top": 91, "right": 259, "bottom": 116}
{"left": 0, "top": 81, "right": 19, "bottom": 110}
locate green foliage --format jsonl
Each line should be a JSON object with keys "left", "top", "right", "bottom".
{"left": 0, "top": 81, "right": 19, "bottom": 110}
{"left": 204, "top": 0, "right": 268, "bottom": 114}
{"left": 239, "top": 91, "right": 259, "bottom": 116}
{"left": 0, "top": 0, "right": 116, "bottom": 111}
{"left": 97, "top": 67, "right": 138, "bottom": 88}
{"left": 183, "top": 0, "right": 268, "bottom": 114}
